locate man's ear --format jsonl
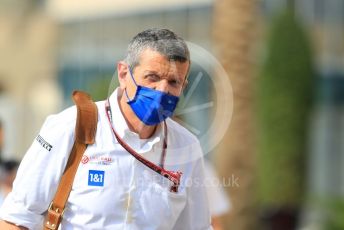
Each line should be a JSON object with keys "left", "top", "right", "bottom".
{"left": 117, "top": 61, "right": 128, "bottom": 90}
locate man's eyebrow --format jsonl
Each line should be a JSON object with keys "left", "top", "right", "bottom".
{"left": 143, "top": 70, "right": 182, "bottom": 82}
{"left": 143, "top": 70, "right": 160, "bottom": 75}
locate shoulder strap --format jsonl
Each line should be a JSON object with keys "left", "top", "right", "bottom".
{"left": 44, "top": 91, "right": 98, "bottom": 230}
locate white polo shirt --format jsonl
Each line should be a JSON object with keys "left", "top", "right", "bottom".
{"left": 0, "top": 88, "right": 212, "bottom": 230}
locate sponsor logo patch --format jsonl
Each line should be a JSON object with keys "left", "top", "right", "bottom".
{"left": 36, "top": 135, "right": 53, "bottom": 151}
{"left": 81, "top": 155, "right": 113, "bottom": 165}
{"left": 88, "top": 170, "right": 105, "bottom": 187}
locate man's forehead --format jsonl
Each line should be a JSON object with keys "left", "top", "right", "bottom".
{"left": 140, "top": 61, "right": 188, "bottom": 76}
{"left": 139, "top": 48, "right": 188, "bottom": 64}
{"left": 134, "top": 48, "right": 189, "bottom": 76}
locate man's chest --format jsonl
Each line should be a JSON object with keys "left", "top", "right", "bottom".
{"left": 62, "top": 143, "right": 187, "bottom": 229}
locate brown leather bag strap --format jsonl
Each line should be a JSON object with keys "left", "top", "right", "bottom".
{"left": 44, "top": 91, "right": 98, "bottom": 230}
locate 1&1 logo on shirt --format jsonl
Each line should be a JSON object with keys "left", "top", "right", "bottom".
{"left": 88, "top": 170, "right": 105, "bottom": 186}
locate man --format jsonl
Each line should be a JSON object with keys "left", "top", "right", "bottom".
{"left": 0, "top": 28, "right": 212, "bottom": 229}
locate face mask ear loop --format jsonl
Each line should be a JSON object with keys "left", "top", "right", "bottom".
{"left": 124, "top": 88, "right": 131, "bottom": 101}
{"left": 128, "top": 66, "right": 138, "bottom": 87}
{"left": 125, "top": 65, "right": 139, "bottom": 102}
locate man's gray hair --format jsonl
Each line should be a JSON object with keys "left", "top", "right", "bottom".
{"left": 125, "top": 28, "right": 190, "bottom": 69}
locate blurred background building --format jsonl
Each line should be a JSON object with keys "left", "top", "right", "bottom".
{"left": 1, "top": 0, "right": 344, "bottom": 229}
{"left": 0, "top": 0, "right": 61, "bottom": 160}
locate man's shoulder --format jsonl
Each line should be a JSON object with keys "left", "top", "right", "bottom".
{"left": 45, "top": 99, "right": 105, "bottom": 129}
{"left": 45, "top": 105, "right": 77, "bottom": 127}
{"left": 38, "top": 105, "right": 79, "bottom": 140}
{"left": 95, "top": 100, "right": 106, "bottom": 110}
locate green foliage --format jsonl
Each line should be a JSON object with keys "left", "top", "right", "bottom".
{"left": 323, "top": 198, "right": 344, "bottom": 230}
{"left": 256, "top": 9, "right": 314, "bottom": 207}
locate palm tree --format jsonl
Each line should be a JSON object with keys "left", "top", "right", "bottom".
{"left": 212, "top": 0, "right": 258, "bottom": 229}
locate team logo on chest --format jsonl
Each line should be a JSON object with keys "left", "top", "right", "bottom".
{"left": 81, "top": 154, "right": 114, "bottom": 165}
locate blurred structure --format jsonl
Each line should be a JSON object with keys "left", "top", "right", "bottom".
{"left": 0, "top": 0, "right": 62, "bottom": 160}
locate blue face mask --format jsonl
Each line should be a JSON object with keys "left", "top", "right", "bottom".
{"left": 125, "top": 67, "right": 180, "bottom": 126}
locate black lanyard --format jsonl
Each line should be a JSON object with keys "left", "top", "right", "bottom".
{"left": 105, "top": 99, "right": 182, "bottom": 192}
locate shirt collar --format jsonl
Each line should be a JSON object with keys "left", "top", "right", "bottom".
{"left": 108, "top": 88, "right": 163, "bottom": 153}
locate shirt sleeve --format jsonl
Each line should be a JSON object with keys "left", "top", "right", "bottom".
{"left": 0, "top": 106, "right": 76, "bottom": 230}
{"left": 172, "top": 144, "right": 213, "bottom": 230}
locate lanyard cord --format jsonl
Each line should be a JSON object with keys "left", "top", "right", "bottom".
{"left": 105, "top": 99, "right": 182, "bottom": 192}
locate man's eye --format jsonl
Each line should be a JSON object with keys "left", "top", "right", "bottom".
{"left": 146, "top": 75, "right": 160, "bottom": 81}
{"left": 169, "top": 80, "right": 181, "bottom": 87}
